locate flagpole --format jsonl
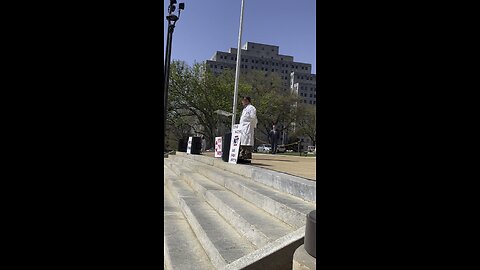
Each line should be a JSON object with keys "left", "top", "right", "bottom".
{"left": 231, "top": 0, "right": 245, "bottom": 130}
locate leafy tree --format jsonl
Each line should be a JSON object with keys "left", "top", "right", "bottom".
{"left": 166, "top": 61, "right": 249, "bottom": 150}
{"left": 238, "top": 71, "right": 301, "bottom": 145}
{"left": 292, "top": 104, "right": 316, "bottom": 146}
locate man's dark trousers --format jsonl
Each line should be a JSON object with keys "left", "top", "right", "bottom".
{"left": 269, "top": 129, "right": 280, "bottom": 154}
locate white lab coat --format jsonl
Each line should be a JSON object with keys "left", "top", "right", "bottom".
{"left": 239, "top": 104, "right": 257, "bottom": 146}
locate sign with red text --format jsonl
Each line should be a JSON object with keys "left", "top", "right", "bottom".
{"left": 214, "top": 137, "right": 222, "bottom": 158}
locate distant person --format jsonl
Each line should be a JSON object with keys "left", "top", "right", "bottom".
{"left": 238, "top": 96, "right": 257, "bottom": 163}
{"left": 269, "top": 124, "right": 280, "bottom": 154}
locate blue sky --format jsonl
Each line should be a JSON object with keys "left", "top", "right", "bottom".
{"left": 163, "top": 0, "right": 317, "bottom": 74}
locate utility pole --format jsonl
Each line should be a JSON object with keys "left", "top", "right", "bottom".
{"left": 164, "top": 0, "right": 184, "bottom": 153}
{"left": 231, "top": 0, "right": 245, "bottom": 130}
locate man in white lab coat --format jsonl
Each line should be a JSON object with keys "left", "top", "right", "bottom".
{"left": 238, "top": 96, "right": 257, "bottom": 162}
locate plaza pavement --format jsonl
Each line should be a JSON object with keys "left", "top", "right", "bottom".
{"left": 202, "top": 152, "right": 316, "bottom": 181}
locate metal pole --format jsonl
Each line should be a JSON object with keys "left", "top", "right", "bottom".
{"left": 231, "top": 0, "right": 245, "bottom": 130}
{"left": 164, "top": 24, "right": 174, "bottom": 153}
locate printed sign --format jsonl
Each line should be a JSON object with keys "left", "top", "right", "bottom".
{"left": 214, "top": 137, "right": 222, "bottom": 158}
{"left": 186, "top": 136, "right": 193, "bottom": 154}
{"left": 228, "top": 125, "right": 242, "bottom": 164}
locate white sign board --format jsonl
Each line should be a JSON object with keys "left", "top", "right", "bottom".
{"left": 228, "top": 125, "right": 242, "bottom": 164}
{"left": 186, "top": 136, "right": 193, "bottom": 154}
{"left": 214, "top": 137, "right": 222, "bottom": 158}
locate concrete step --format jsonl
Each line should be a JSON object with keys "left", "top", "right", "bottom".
{"left": 174, "top": 152, "right": 316, "bottom": 203}
{"left": 168, "top": 156, "right": 315, "bottom": 229}
{"left": 164, "top": 165, "right": 256, "bottom": 269}
{"left": 163, "top": 182, "right": 215, "bottom": 270}
{"left": 168, "top": 162, "right": 294, "bottom": 249}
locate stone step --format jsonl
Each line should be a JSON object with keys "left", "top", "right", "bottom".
{"left": 168, "top": 163, "right": 294, "bottom": 249}
{"left": 164, "top": 165, "right": 256, "bottom": 269}
{"left": 163, "top": 182, "right": 215, "bottom": 270}
{"left": 169, "top": 156, "right": 315, "bottom": 229}
{"left": 174, "top": 152, "right": 316, "bottom": 203}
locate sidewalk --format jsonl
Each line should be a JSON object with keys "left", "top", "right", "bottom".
{"left": 202, "top": 152, "right": 316, "bottom": 181}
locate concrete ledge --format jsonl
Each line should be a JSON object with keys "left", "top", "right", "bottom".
{"left": 225, "top": 227, "right": 305, "bottom": 270}
{"left": 251, "top": 168, "right": 316, "bottom": 203}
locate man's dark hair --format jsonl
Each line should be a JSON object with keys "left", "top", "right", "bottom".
{"left": 244, "top": 96, "right": 251, "bottom": 103}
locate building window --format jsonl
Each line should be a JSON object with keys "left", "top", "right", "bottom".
{"left": 281, "top": 58, "right": 283, "bottom": 60}
{"left": 272, "top": 49, "right": 274, "bottom": 51}
{"left": 296, "top": 65, "right": 298, "bottom": 69}
{"left": 214, "top": 65, "right": 217, "bottom": 68}
{"left": 210, "top": 64, "right": 213, "bottom": 68}
{"left": 310, "top": 94, "right": 312, "bottom": 97}
{"left": 272, "top": 69, "right": 274, "bottom": 72}
{"left": 262, "top": 47, "right": 264, "bottom": 50}
{"left": 282, "top": 64, "right": 285, "bottom": 67}
{"left": 251, "top": 66, "right": 254, "bottom": 69}
{"left": 252, "top": 45, "right": 254, "bottom": 48}
{"left": 245, "top": 59, "right": 248, "bottom": 63}
{"left": 309, "top": 100, "right": 312, "bottom": 104}
{"left": 314, "top": 95, "right": 316, "bottom": 98}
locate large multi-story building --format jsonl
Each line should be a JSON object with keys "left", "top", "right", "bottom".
{"left": 206, "top": 42, "right": 316, "bottom": 104}
{"left": 205, "top": 42, "right": 316, "bottom": 150}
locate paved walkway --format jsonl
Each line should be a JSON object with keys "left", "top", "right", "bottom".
{"left": 202, "top": 152, "right": 316, "bottom": 181}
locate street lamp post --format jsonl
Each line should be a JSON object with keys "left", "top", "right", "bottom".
{"left": 164, "top": 0, "right": 184, "bottom": 153}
